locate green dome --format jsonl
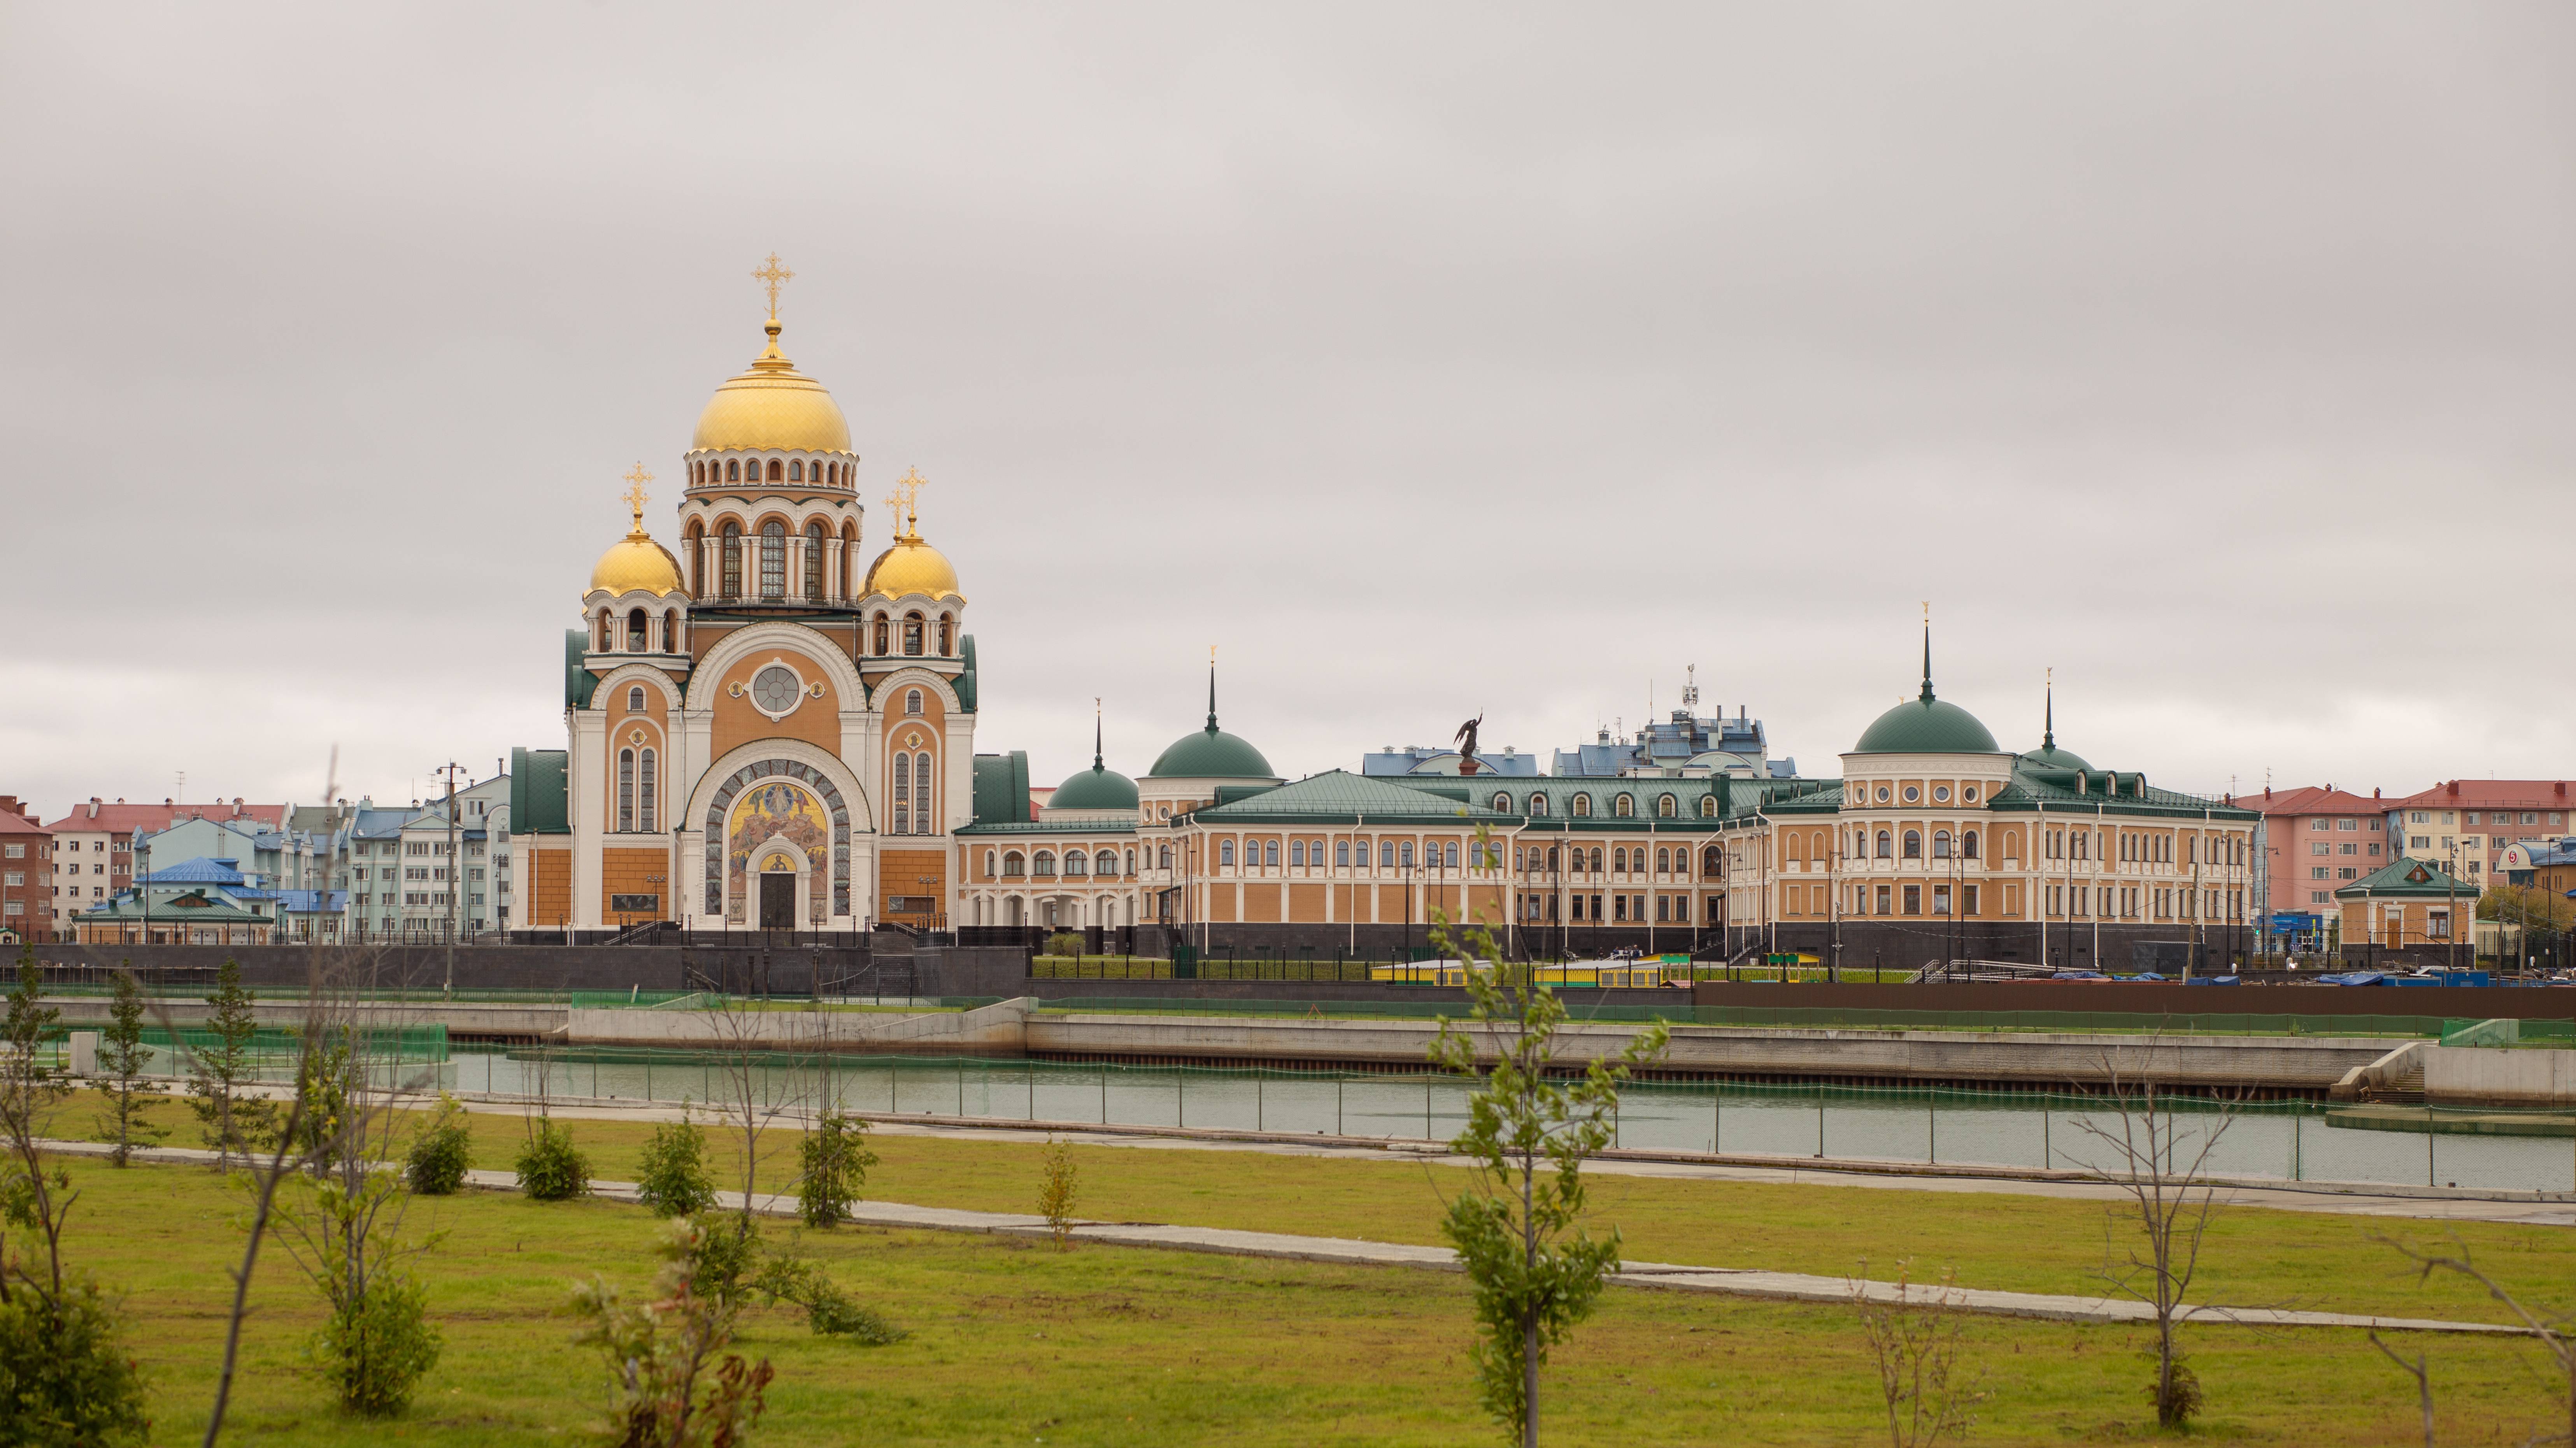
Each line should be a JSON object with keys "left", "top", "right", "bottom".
{"left": 1050, "top": 761, "right": 1139, "bottom": 811}
{"left": 2020, "top": 742, "right": 2092, "bottom": 772}
{"left": 1852, "top": 695, "right": 2000, "bottom": 755}
{"left": 1149, "top": 725, "right": 1274, "bottom": 779}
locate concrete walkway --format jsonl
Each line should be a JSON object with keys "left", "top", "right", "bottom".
{"left": 37, "top": 1137, "right": 2527, "bottom": 1336}
{"left": 423, "top": 1091, "right": 2576, "bottom": 1229}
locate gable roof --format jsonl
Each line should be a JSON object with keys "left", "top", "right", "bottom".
{"left": 2247, "top": 786, "right": 2386, "bottom": 817}
{"left": 2335, "top": 856, "right": 2475, "bottom": 899}
{"left": 44, "top": 800, "right": 288, "bottom": 835}
{"left": 2387, "top": 779, "right": 2576, "bottom": 812}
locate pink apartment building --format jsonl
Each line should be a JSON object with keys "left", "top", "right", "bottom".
{"left": 2248, "top": 785, "right": 2392, "bottom": 919}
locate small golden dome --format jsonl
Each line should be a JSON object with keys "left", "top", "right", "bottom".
{"left": 861, "top": 536, "right": 964, "bottom": 602}
{"left": 589, "top": 533, "right": 686, "bottom": 597}
{"left": 691, "top": 319, "right": 852, "bottom": 454}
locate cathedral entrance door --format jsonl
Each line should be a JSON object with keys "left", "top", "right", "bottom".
{"left": 759, "top": 872, "right": 796, "bottom": 930}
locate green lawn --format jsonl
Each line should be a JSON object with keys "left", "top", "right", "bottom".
{"left": 32, "top": 1153, "right": 2576, "bottom": 1446}
{"left": 68, "top": 1092, "right": 2576, "bottom": 1330}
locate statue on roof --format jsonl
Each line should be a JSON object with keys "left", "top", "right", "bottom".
{"left": 1454, "top": 714, "right": 1484, "bottom": 776}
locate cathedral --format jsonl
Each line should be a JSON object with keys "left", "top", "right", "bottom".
{"left": 514, "top": 268, "right": 2265, "bottom": 971}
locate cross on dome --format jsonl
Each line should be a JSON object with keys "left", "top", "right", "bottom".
{"left": 751, "top": 253, "right": 795, "bottom": 319}
{"left": 621, "top": 462, "right": 652, "bottom": 533}
{"left": 885, "top": 467, "right": 927, "bottom": 541}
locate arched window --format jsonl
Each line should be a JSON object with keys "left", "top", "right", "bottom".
{"left": 873, "top": 614, "right": 890, "bottom": 655}
{"left": 1932, "top": 830, "right": 1952, "bottom": 859}
{"left": 805, "top": 521, "right": 826, "bottom": 600}
{"left": 902, "top": 612, "right": 924, "bottom": 656}
{"left": 1399, "top": 841, "right": 1416, "bottom": 867}
{"left": 1158, "top": 844, "right": 1172, "bottom": 870}
{"left": 1588, "top": 847, "right": 1603, "bottom": 872}
{"left": 1219, "top": 840, "right": 1235, "bottom": 867}
{"left": 1334, "top": 840, "right": 1350, "bottom": 867}
{"left": 891, "top": 754, "right": 910, "bottom": 836}
{"left": 1614, "top": 793, "right": 1635, "bottom": 817}
{"left": 1699, "top": 796, "right": 1718, "bottom": 818}
{"left": 758, "top": 521, "right": 786, "bottom": 599}
{"left": 1064, "top": 850, "right": 1087, "bottom": 877}
{"left": 1123, "top": 849, "right": 1136, "bottom": 876}
{"left": 1290, "top": 840, "right": 1305, "bottom": 867}
{"left": 1491, "top": 792, "right": 1510, "bottom": 812}
{"left": 663, "top": 609, "right": 679, "bottom": 651}
{"left": 1657, "top": 847, "right": 1671, "bottom": 872}
{"left": 1903, "top": 830, "right": 1922, "bottom": 859}
{"left": 720, "top": 524, "right": 742, "bottom": 599}
{"left": 939, "top": 615, "right": 954, "bottom": 655}
{"left": 1657, "top": 794, "right": 1677, "bottom": 818}
{"left": 1571, "top": 794, "right": 1592, "bottom": 817}
{"left": 1528, "top": 793, "right": 1549, "bottom": 816}
{"left": 726, "top": 458, "right": 740, "bottom": 482}
{"left": 1033, "top": 851, "right": 1055, "bottom": 877}
{"left": 1547, "top": 847, "right": 1561, "bottom": 871}
{"left": 594, "top": 608, "right": 610, "bottom": 650}
{"left": 682, "top": 521, "right": 705, "bottom": 593}
{"left": 1962, "top": 830, "right": 1980, "bottom": 860}
{"left": 913, "top": 751, "right": 933, "bottom": 833}
{"left": 625, "top": 608, "right": 648, "bottom": 650}
{"left": 1876, "top": 830, "right": 1893, "bottom": 858}
{"left": 1675, "top": 849, "right": 1692, "bottom": 879}
{"left": 617, "top": 749, "right": 635, "bottom": 832}
{"left": 766, "top": 459, "right": 783, "bottom": 481}
{"left": 1613, "top": 847, "right": 1628, "bottom": 873}
{"left": 627, "top": 686, "right": 644, "bottom": 712}
{"left": 1703, "top": 846, "right": 1722, "bottom": 875}
{"left": 905, "top": 688, "right": 922, "bottom": 716}
{"left": 1264, "top": 839, "right": 1279, "bottom": 867}
{"left": 1443, "top": 841, "right": 1458, "bottom": 869}
{"left": 1002, "top": 852, "right": 1024, "bottom": 878}
{"left": 787, "top": 458, "right": 803, "bottom": 482}
{"left": 638, "top": 749, "right": 656, "bottom": 833}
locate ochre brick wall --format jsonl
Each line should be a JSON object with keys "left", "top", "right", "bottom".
{"left": 601, "top": 846, "right": 670, "bottom": 920}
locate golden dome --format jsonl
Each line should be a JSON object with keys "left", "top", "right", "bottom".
{"left": 861, "top": 536, "right": 964, "bottom": 602}
{"left": 589, "top": 472, "right": 687, "bottom": 596}
{"left": 589, "top": 533, "right": 686, "bottom": 597}
{"left": 690, "top": 319, "right": 852, "bottom": 454}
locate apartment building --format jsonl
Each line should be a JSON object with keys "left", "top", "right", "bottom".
{"left": 40, "top": 798, "right": 292, "bottom": 940}
{"left": 2243, "top": 785, "right": 2392, "bottom": 922}
{"left": 0, "top": 797, "right": 51, "bottom": 941}
{"left": 2384, "top": 780, "right": 2576, "bottom": 886}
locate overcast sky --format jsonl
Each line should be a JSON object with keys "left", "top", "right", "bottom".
{"left": 3, "top": 4, "right": 2570, "bottom": 816}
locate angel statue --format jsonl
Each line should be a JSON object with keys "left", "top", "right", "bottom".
{"left": 1454, "top": 714, "right": 1484, "bottom": 775}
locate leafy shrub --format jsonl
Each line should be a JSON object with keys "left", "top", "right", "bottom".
{"left": 688, "top": 1214, "right": 762, "bottom": 1301}
{"left": 0, "top": 1275, "right": 150, "bottom": 1446}
{"left": 635, "top": 1117, "right": 716, "bottom": 1218}
{"left": 1037, "top": 1138, "right": 1079, "bottom": 1249}
{"left": 571, "top": 1218, "right": 773, "bottom": 1445}
{"left": 795, "top": 1110, "right": 876, "bottom": 1228}
{"left": 313, "top": 1270, "right": 441, "bottom": 1417}
{"left": 513, "top": 1120, "right": 590, "bottom": 1201}
{"left": 1046, "top": 931, "right": 1083, "bottom": 957}
{"left": 752, "top": 1253, "right": 906, "bottom": 1345}
{"left": 404, "top": 1095, "right": 474, "bottom": 1195}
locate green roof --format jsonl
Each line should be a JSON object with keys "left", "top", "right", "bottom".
{"left": 972, "top": 752, "right": 1032, "bottom": 826}
{"left": 1148, "top": 724, "right": 1274, "bottom": 779}
{"left": 1852, "top": 692, "right": 2000, "bottom": 754}
{"left": 563, "top": 630, "right": 596, "bottom": 711}
{"left": 957, "top": 634, "right": 979, "bottom": 713}
{"left": 1050, "top": 760, "right": 1140, "bottom": 811}
{"left": 2020, "top": 742, "right": 2094, "bottom": 772}
{"left": 2336, "top": 857, "right": 2475, "bottom": 899}
{"left": 1191, "top": 770, "right": 1516, "bottom": 825}
{"left": 510, "top": 748, "right": 570, "bottom": 834}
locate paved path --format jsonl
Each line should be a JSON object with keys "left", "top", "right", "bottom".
{"left": 37, "top": 1137, "right": 2526, "bottom": 1335}
{"left": 428, "top": 1092, "right": 2576, "bottom": 1229}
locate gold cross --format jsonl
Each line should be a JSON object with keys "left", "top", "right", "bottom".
{"left": 751, "top": 253, "right": 795, "bottom": 318}
{"left": 622, "top": 462, "right": 652, "bottom": 529}
{"left": 887, "top": 467, "right": 926, "bottom": 538}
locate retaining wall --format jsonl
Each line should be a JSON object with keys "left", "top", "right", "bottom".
{"left": 2425, "top": 1046, "right": 2576, "bottom": 1107}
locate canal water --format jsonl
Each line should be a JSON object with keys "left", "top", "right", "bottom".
{"left": 445, "top": 1046, "right": 2576, "bottom": 1195}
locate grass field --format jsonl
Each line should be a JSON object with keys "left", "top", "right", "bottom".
{"left": 39, "top": 1090, "right": 2576, "bottom": 1443}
